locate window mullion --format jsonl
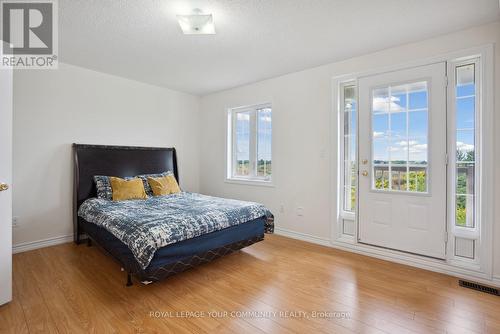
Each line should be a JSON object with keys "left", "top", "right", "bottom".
{"left": 231, "top": 111, "right": 238, "bottom": 178}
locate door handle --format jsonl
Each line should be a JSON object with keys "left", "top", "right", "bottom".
{"left": 361, "top": 171, "right": 368, "bottom": 177}
{"left": 0, "top": 183, "right": 9, "bottom": 191}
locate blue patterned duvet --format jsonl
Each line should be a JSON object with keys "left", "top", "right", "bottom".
{"left": 78, "top": 192, "right": 273, "bottom": 269}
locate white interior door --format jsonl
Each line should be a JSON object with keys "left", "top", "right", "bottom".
{"left": 358, "top": 62, "right": 447, "bottom": 259}
{"left": 0, "top": 42, "right": 13, "bottom": 305}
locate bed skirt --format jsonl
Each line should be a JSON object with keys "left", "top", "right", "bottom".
{"left": 79, "top": 217, "right": 267, "bottom": 283}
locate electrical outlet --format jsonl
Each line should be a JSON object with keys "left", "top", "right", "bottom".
{"left": 279, "top": 205, "right": 285, "bottom": 213}
{"left": 12, "top": 216, "right": 20, "bottom": 228}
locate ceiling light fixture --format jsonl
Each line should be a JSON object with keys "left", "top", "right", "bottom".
{"left": 177, "top": 8, "right": 215, "bottom": 35}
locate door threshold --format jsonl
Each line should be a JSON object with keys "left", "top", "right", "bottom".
{"left": 358, "top": 241, "right": 445, "bottom": 261}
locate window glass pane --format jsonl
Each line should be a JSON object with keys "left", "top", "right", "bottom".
{"left": 371, "top": 81, "right": 428, "bottom": 192}
{"left": 456, "top": 64, "right": 475, "bottom": 94}
{"left": 372, "top": 87, "right": 389, "bottom": 114}
{"left": 391, "top": 110, "right": 406, "bottom": 138}
{"left": 343, "top": 85, "right": 356, "bottom": 212}
{"left": 390, "top": 137, "right": 407, "bottom": 165}
{"left": 455, "top": 64, "right": 476, "bottom": 228}
{"left": 456, "top": 130, "right": 475, "bottom": 162}
{"left": 457, "top": 84, "right": 475, "bottom": 97}
{"left": 373, "top": 139, "right": 389, "bottom": 164}
{"left": 257, "top": 108, "right": 272, "bottom": 178}
{"left": 391, "top": 86, "right": 407, "bottom": 112}
{"left": 456, "top": 97, "right": 475, "bottom": 130}
{"left": 408, "top": 167, "right": 427, "bottom": 192}
{"left": 374, "top": 166, "right": 389, "bottom": 190}
{"left": 408, "top": 110, "right": 428, "bottom": 139}
{"left": 373, "top": 139, "right": 389, "bottom": 190}
{"left": 234, "top": 111, "right": 250, "bottom": 176}
{"left": 372, "top": 114, "right": 388, "bottom": 139}
{"left": 391, "top": 166, "right": 407, "bottom": 191}
{"left": 408, "top": 85, "right": 428, "bottom": 110}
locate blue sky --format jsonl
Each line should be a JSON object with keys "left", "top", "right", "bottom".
{"left": 371, "top": 82, "right": 475, "bottom": 164}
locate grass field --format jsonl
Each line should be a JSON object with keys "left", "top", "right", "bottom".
{"left": 235, "top": 160, "right": 272, "bottom": 177}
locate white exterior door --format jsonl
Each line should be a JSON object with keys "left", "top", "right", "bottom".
{"left": 358, "top": 62, "right": 447, "bottom": 259}
{"left": 0, "top": 43, "right": 13, "bottom": 305}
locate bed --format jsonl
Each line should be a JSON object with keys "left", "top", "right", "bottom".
{"left": 73, "top": 144, "right": 273, "bottom": 286}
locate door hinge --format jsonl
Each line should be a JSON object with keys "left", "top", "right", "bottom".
{"left": 445, "top": 153, "right": 449, "bottom": 165}
{"left": 445, "top": 75, "right": 449, "bottom": 88}
{"left": 444, "top": 232, "right": 449, "bottom": 243}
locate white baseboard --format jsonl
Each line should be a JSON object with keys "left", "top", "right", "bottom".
{"left": 274, "top": 227, "right": 500, "bottom": 288}
{"left": 274, "top": 227, "right": 331, "bottom": 246}
{"left": 13, "top": 235, "right": 73, "bottom": 254}
{"left": 12, "top": 229, "right": 500, "bottom": 289}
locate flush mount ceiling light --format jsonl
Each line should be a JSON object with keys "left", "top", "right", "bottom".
{"left": 177, "top": 8, "right": 215, "bottom": 35}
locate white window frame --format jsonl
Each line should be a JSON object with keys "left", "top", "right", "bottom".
{"left": 447, "top": 56, "right": 483, "bottom": 269}
{"left": 338, "top": 81, "right": 357, "bottom": 222}
{"left": 226, "top": 103, "right": 273, "bottom": 186}
{"left": 336, "top": 80, "right": 358, "bottom": 242}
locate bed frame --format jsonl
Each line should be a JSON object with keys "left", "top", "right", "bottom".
{"left": 73, "top": 144, "right": 265, "bottom": 286}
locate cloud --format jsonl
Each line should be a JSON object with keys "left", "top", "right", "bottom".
{"left": 456, "top": 141, "right": 474, "bottom": 152}
{"left": 373, "top": 131, "right": 385, "bottom": 138}
{"left": 397, "top": 140, "right": 418, "bottom": 147}
{"left": 409, "top": 144, "right": 427, "bottom": 153}
{"left": 412, "top": 144, "right": 428, "bottom": 150}
{"left": 396, "top": 141, "right": 427, "bottom": 154}
{"left": 373, "top": 96, "right": 404, "bottom": 113}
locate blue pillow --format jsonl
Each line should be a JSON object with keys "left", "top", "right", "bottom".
{"left": 93, "top": 175, "right": 113, "bottom": 200}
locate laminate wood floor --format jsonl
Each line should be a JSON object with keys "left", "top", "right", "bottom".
{"left": 1, "top": 234, "right": 500, "bottom": 334}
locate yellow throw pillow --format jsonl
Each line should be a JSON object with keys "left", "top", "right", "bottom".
{"left": 147, "top": 175, "right": 181, "bottom": 196}
{"left": 109, "top": 177, "right": 147, "bottom": 201}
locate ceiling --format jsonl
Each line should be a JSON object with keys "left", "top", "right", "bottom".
{"left": 59, "top": 0, "right": 500, "bottom": 95}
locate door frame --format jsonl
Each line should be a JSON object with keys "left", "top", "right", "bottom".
{"left": 0, "top": 41, "right": 13, "bottom": 305}
{"left": 332, "top": 44, "right": 495, "bottom": 282}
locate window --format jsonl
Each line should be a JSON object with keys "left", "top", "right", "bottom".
{"left": 342, "top": 84, "right": 357, "bottom": 213}
{"left": 227, "top": 103, "right": 272, "bottom": 183}
{"left": 453, "top": 62, "right": 478, "bottom": 228}
{"left": 371, "top": 81, "right": 429, "bottom": 193}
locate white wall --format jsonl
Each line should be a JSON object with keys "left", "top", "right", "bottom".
{"left": 199, "top": 22, "right": 500, "bottom": 277}
{"left": 13, "top": 63, "right": 200, "bottom": 246}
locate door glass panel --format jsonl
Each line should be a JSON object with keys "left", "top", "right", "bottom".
{"left": 455, "top": 64, "right": 476, "bottom": 228}
{"left": 371, "top": 81, "right": 429, "bottom": 192}
{"left": 343, "top": 85, "right": 357, "bottom": 212}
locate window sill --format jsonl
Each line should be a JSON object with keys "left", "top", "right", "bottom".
{"left": 225, "top": 178, "right": 274, "bottom": 188}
